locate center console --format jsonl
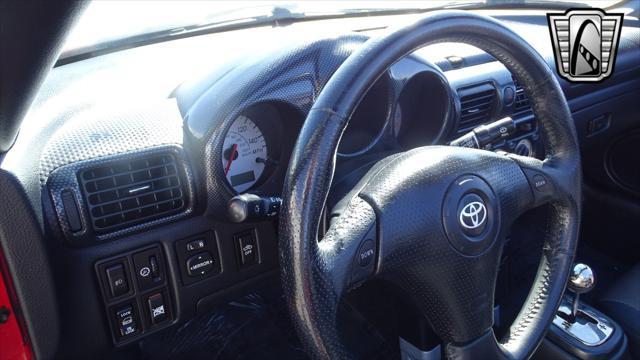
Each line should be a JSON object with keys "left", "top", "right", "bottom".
{"left": 534, "top": 264, "right": 630, "bottom": 360}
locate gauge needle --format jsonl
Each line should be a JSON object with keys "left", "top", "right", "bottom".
{"left": 224, "top": 144, "right": 238, "bottom": 176}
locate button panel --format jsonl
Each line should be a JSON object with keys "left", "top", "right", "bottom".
{"left": 175, "top": 232, "right": 220, "bottom": 285}
{"left": 94, "top": 226, "right": 277, "bottom": 346}
{"left": 96, "top": 244, "right": 173, "bottom": 346}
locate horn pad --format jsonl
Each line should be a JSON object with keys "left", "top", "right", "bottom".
{"left": 442, "top": 175, "right": 500, "bottom": 256}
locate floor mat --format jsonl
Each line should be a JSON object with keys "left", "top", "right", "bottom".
{"left": 139, "top": 291, "right": 307, "bottom": 360}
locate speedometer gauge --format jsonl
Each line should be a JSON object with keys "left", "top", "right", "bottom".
{"left": 222, "top": 115, "right": 267, "bottom": 193}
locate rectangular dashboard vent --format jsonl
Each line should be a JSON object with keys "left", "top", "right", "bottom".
{"left": 79, "top": 153, "right": 186, "bottom": 234}
{"left": 513, "top": 77, "right": 532, "bottom": 118}
{"left": 457, "top": 83, "right": 496, "bottom": 134}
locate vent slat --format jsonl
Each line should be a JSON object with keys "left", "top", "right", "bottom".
{"left": 512, "top": 77, "right": 532, "bottom": 117}
{"left": 86, "top": 174, "right": 179, "bottom": 206}
{"left": 83, "top": 162, "right": 171, "bottom": 183}
{"left": 94, "top": 199, "right": 184, "bottom": 232}
{"left": 89, "top": 184, "right": 182, "bottom": 218}
{"left": 456, "top": 84, "right": 496, "bottom": 134}
{"left": 79, "top": 153, "right": 187, "bottom": 234}
{"left": 461, "top": 107, "right": 492, "bottom": 118}
{"left": 461, "top": 103, "right": 493, "bottom": 112}
{"left": 460, "top": 93, "right": 495, "bottom": 106}
{"left": 460, "top": 112, "right": 491, "bottom": 125}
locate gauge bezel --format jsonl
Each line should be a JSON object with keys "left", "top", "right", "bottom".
{"left": 221, "top": 115, "right": 268, "bottom": 193}
{"left": 337, "top": 73, "right": 393, "bottom": 158}
{"left": 221, "top": 104, "right": 282, "bottom": 194}
{"left": 394, "top": 70, "right": 456, "bottom": 149}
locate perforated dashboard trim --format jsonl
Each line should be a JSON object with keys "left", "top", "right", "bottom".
{"left": 38, "top": 98, "right": 184, "bottom": 185}
{"left": 184, "top": 34, "right": 371, "bottom": 218}
{"left": 183, "top": 33, "right": 458, "bottom": 218}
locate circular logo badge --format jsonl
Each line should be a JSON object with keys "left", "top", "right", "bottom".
{"left": 459, "top": 201, "right": 487, "bottom": 230}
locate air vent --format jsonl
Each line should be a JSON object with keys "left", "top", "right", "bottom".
{"left": 512, "top": 77, "right": 532, "bottom": 118}
{"left": 80, "top": 153, "right": 186, "bottom": 234}
{"left": 457, "top": 83, "right": 496, "bottom": 134}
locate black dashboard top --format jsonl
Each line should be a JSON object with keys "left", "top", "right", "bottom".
{"left": 0, "top": 9, "right": 636, "bottom": 243}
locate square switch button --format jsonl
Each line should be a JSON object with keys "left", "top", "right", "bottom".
{"left": 147, "top": 292, "right": 168, "bottom": 325}
{"left": 105, "top": 263, "right": 129, "bottom": 298}
{"left": 235, "top": 232, "right": 257, "bottom": 267}
{"left": 114, "top": 305, "right": 138, "bottom": 338}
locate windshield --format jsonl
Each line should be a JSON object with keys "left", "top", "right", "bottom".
{"left": 62, "top": 0, "right": 623, "bottom": 59}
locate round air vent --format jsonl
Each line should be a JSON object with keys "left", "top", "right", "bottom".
{"left": 514, "top": 139, "right": 533, "bottom": 157}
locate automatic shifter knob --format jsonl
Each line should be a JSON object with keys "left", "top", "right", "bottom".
{"left": 567, "top": 263, "right": 595, "bottom": 318}
{"left": 568, "top": 263, "right": 596, "bottom": 294}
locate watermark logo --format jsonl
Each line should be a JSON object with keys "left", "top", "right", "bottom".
{"left": 547, "top": 8, "right": 623, "bottom": 82}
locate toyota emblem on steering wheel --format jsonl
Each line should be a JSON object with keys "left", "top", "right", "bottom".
{"left": 459, "top": 201, "right": 487, "bottom": 230}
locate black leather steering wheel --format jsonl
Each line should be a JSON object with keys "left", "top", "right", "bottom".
{"left": 280, "top": 11, "right": 581, "bottom": 360}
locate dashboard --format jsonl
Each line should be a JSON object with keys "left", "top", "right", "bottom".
{"left": 1, "top": 9, "right": 639, "bottom": 359}
{"left": 188, "top": 41, "right": 538, "bottom": 204}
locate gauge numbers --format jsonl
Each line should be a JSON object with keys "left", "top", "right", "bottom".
{"left": 222, "top": 116, "right": 268, "bottom": 193}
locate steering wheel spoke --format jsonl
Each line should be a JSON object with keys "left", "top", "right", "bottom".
{"left": 350, "top": 147, "right": 528, "bottom": 344}
{"left": 281, "top": 192, "right": 377, "bottom": 358}
{"left": 317, "top": 196, "right": 378, "bottom": 295}
{"left": 508, "top": 154, "right": 578, "bottom": 218}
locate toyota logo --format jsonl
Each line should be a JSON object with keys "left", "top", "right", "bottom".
{"left": 459, "top": 201, "right": 487, "bottom": 230}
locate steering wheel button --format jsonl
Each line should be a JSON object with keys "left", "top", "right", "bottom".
{"left": 357, "top": 239, "right": 375, "bottom": 267}
{"left": 532, "top": 174, "right": 548, "bottom": 192}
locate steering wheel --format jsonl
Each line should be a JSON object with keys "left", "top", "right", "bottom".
{"left": 280, "top": 11, "right": 581, "bottom": 360}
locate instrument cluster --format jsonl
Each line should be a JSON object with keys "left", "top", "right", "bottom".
{"left": 217, "top": 102, "right": 303, "bottom": 196}
{"left": 217, "top": 63, "right": 457, "bottom": 195}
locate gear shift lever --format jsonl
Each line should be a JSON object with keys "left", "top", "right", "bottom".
{"left": 552, "top": 263, "right": 613, "bottom": 347}
{"left": 567, "top": 263, "right": 595, "bottom": 319}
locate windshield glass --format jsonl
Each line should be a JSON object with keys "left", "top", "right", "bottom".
{"left": 62, "top": 0, "right": 623, "bottom": 58}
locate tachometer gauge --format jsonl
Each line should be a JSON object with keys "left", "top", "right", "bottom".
{"left": 222, "top": 115, "right": 268, "bottom": 193}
